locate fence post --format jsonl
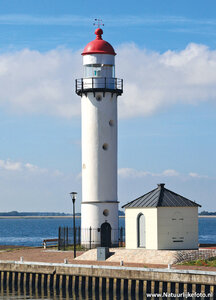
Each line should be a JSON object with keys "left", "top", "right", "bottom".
{"left": 63, "top": 227, "right": 65, "bottom": 251}
{"left": 58, "top": 227, "right": 61, "bottom": 250}
{"left": 78, "top": 227, "right": 81, "bottom": 245}
{"left": 66, "top": 227, "right": 68, "bottom": 247}
{"left": 89, "top": 227, "right": 92, "bottom": 249}
{"left": 120, "top": 227, "right": 123, "bottom": 247}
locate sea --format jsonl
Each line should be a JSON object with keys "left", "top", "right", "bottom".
{"left": 0, "top": 217, "right": 215, "bottom": 299}
{"left": 0, "top": 217, "right": 215, "bottom": 247}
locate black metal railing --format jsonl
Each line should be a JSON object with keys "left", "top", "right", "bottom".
{"left": 58, "top": 226, "right": 125, "bottom": 250}
{"left": 75, "top": 77, "right": 123, "bottom": 96}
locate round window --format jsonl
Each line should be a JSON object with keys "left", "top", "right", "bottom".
{"left": 102, "top": 143, "right": 108, "bottom": 150}
{"left": 96, "top": 95, "right": 102, "bottom": 101}
{"left": 109, "top": 120, "right": 114, "bottom": 126}
{"left": 103, "top": 209, "right": 109, "bottom": 216}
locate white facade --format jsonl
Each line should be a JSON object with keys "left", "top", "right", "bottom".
{"left": 125, "top": 207, "right": 199, "bottom": 250}
{"left": 79, "top": 49, "right": 121, "bottom": 247}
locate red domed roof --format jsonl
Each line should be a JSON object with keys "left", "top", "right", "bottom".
{"left": 82, "top": 28, "right": 116, "bottom": 56}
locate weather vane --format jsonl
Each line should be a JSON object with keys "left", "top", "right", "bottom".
{"left": 93, "top": 18, "right": 104, "bottom": 28}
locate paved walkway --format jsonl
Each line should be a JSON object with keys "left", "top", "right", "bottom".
{"left": 0, "top": 247, "right": 215, "bottom": 271}
{"left": 0, "top": 247, "right": 83, "bottom": 264}
{"left": 75, "top": 248, "right": 177, "bottom": 265}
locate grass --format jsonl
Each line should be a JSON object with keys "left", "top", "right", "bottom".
{"left": 180, "top": 257, "right": 216, "bottom": 267}
{"left": 46, "top": 245, "right": 87, "bottom": 251}
{"left": 61, "top": 245, "right": 87, "bottom": 251}
{"left": 0, "top": 246, "right": 32, "bottom": 252}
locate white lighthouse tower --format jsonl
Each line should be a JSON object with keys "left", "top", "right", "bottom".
{"left": 75, "top": 26, "right": 123, "bottom": 248}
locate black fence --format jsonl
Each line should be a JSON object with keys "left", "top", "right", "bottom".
{"left": 58, "top": 226, "right": 125, "bottom": 250}
{"left": 75, "top": 77, "right": 123, "bottom": 96}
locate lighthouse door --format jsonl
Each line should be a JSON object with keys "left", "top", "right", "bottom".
{"left": 101, "top": 222, "right": 111, "bottom": 247}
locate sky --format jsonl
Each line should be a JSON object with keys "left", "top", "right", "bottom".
{"left": 0, "top": 0, "right": 216, "bottom": 212}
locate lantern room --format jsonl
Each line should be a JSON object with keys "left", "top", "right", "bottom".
{"left": 75, "top": 28, "right": 123, "bottom": 95}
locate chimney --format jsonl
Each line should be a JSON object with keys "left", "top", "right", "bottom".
{"left": 157, "top": 183, "right": 165, "bottom": 188}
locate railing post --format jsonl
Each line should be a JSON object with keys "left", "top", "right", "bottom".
{"left": 104, "top": 77, "right": 106, "bottom": 89}
{"left": 89, "top": 226, "right": 92, "bottom": 249}
{"left": 81, "top": 79, "right": 83, "bottom": 91}
{"left": 78, "top": 227, "right": 81, "bottom": 245}
{"left": 120, "top": 227, "right": 123, "bottom": 247}
{"left": 63, "top": 227, "right": 65, "bottom": 251}
{"left": 66, "top": 227, "right": 68, "bottom": 247}
{"left": 75, "top": 79, "right": 77, "bottom": 93}
{"left": 58, "top": 227, "right": 61, "bottom": 250}
{"left": 92, "top": 78, "right": 94, "bottom": 89}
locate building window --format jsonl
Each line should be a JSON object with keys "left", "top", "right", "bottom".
{"left": 137, "top": 213, "right": 146, "bottom": 248}
{"left": 96, "top": 95, "right": 102, "bottom": 101}
{"left": 103, "top": 209, "right": 109, "bottom": 216}
{"left": 102, "top": 143, "right": 108, "bottom": 150}
{"left": 171, "top": 212, "right": 184, "bottom": 242}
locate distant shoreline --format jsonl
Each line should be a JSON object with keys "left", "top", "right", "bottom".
{"left": 0, "top": 215, "right": 214, "bottom": 219}
{"left": 198, "top": 215, "right": 216, "bottom": 218}
{"left": 0, "top": 215, "right": 126, "bottom": 219}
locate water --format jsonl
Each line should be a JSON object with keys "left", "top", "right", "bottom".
{"left": 0, "top": 290, "right": 72, "bottom": 300}
{"left": 0, "top": 289, "right": 153, "bottom": 300}
{"left": 0, "top": 217, "right": 125, "bottom": 247}
{"left": 0, "top": 217, "right": 215, "bottom": 299}
{"left": 0, "top": 217, "right": 215, "bottom": 247}
{"left": 198, "top": 217, "right": 216, "bottom": 244}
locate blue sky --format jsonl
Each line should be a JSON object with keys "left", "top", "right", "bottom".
{"left": 0, "top": 0, "right": 216, "bottom": 212}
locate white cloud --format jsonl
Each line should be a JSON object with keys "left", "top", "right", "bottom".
{"left": 118, "top": 168, "right": 179, "bottom": 178}
{"left": 0, "top": 159, "right": 60, "bottom": 175}
{"left": 118, "top": 168, "right": 150, "bottom": 178}
{"left": 0, "top": 14, "right": 90, "bottom": 26}
{"left": 0, "top": 159, "right": 22, "bottom": 171}
{"left": 0, "top": 43, "right": 216, "bottom": 118}
{"left": 24, "top": 163, "right": 47, "bottom": 173}
{"left": 118, "top": 167, "right": 209, "bottom": 179}
{"left": 0, "top": 48, "right": 81, "bottom": 118}
{"left": 188, "top": 172, "right": 208, "bottom": 179}
{"left": 117, "top": 43, "right": 216, "bottom": 118}
{"left": 162, "top": 169, "right": 179, "bottom": 177}
{"left": 0, "top": 14, "right": 215, "bottom": 27}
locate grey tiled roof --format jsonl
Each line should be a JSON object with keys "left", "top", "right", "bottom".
{"left": 122, "top": 183, "right": 201, "bottom": 208}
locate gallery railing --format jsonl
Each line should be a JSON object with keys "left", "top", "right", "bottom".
{"left": 75, "top": 77, "right": 123, "bottom": 96}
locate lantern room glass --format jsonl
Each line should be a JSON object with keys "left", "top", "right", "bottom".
{"left": 84, "top": 64, "right": 115, "bottom": 78}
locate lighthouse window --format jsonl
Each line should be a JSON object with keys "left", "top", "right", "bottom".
{"left": 103, "top": 209, "right": 109, "bottom": 216}
{"left": 94, "top": 67, "right": 101, "bottom": 77}
{"left": 102, "top": 143, "right": 108, "bottom": 150}
{"left": 109, "top": 120, "right": 114, "bottom": 126}
{"left": 84, "top": 64, "right": 115, "bottom": 78}
{"left": 96, "top": 95, "right": 102, "bottom": 101}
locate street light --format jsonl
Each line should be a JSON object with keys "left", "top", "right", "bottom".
{"left": 70, "top": 192, "right": 77, "bottom": 258}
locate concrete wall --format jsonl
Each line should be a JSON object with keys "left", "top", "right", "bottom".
{"left": 125, "top": 208, "right": 158, "bottom": 249}
{"left": 0, "top": 261, "right": 215, "bottom": 285}
{"left": 157, "top": 207, "right": 199, "bottom": 250}
{"left": 125, "top": 207, "right": 198, "bottom": 250}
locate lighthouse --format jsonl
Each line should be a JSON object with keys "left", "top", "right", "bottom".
{"left": 75, "top": 26, "right": 123, "bottom": 248}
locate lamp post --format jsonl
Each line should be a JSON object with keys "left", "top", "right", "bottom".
{"left": 70, "top": 192, "right": 77, "bottom": 258}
